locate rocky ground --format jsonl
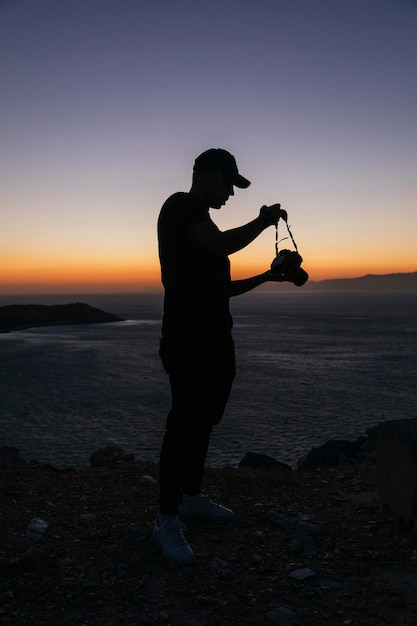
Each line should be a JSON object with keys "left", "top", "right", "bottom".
{"left": 1, "top": 453, "right": 417, "bottom": 626}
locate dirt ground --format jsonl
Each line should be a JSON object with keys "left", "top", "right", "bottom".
{"left": 1, "top": 456, "right": 417, "bottom": 625}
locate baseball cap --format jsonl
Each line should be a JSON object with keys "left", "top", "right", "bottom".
{"left": 193, "top": 149, "right": 251, "bottom": 189}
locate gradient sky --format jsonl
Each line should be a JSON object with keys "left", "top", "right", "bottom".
{"left": 1, "top": 0, "right": 416, "bottom": 293}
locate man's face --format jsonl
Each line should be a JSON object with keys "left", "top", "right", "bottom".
{"left": 205, "top": 171, "right": 235, "bottom": 209}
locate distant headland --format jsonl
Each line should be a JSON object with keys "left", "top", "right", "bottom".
{"left": 308, "top": 271, "right": 417, "bottom": 291}
{"left": 259, "top": 270, "right": 417, "bottom": 292}
{"left": 0, "top": 302, "right": 125, "bottom": 333}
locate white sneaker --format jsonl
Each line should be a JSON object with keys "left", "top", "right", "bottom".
{"left": 152, "top": 516, "right": 195, "bottom": 565}
{"left": 179, "top": 494, "right": 235, "bottom": 520}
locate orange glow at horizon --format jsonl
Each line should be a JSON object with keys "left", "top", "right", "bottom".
{"left": 0, "top": 253, "right": 162, "bottom": 293}
{"left": 2, "top": 252, "right": 417, "bottom": 295}
{"left": 231, "top": 257, "right": 417, "bottom": 283}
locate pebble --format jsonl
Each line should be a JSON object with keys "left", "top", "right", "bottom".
{"left": 289, "top": 567, "right": 316, "bottom": 580}
{"left": 252, "top": 530, "right": 266, "bottom": 544}
{"left": 25, "top": 517, "right": 49, "bottom": 541}
{"left": 141, "top": 474, "right": 158, "bottom": 484}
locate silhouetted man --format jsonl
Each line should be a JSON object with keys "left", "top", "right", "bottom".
{"left": 154, "top": 148, "right": 293, "bottom": 565}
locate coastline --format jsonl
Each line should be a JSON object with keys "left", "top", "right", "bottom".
{"left": 0, "top": 302, "right": 124, "bottom": 333}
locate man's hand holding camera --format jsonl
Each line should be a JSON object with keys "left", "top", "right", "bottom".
{"left": 259, "top": 204, "right": 290, "bottom": 281}
{"left": 257, "top": 204, "right": 309, "bottom": 286}
{"left": 259, "top": 204, "right": 288, "bottom": 226}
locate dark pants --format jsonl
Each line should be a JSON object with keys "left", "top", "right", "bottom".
{"left": 158, "top": 332, "right": 236, "bottom": 514}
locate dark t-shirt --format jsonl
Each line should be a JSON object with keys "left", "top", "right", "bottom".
{"left": 158, "top": 192, "right": 232, "bottom": 337}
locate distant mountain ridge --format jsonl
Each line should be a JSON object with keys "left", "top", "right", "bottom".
{"left": 257, "top": 271, "right": 417, "bottom": 292}
{"left": 308, "top": 271, "right": 417, "bottom": 291}
{"left": 0, "top": 302, "right": 124, "bottom": 333}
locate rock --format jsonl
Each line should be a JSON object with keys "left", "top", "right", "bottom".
{"left": 264, "top": 511, "right": 320, "bottom": 537}
{"left": 90, "top": 445, "right": 125, "bottom": 466}
{"left": 289, "top": 567, "right": 316, "bottom": 580}
{"left": 266, "top": 605, "right": 301, "bottom": 625}
{"left": 264, "top": 511, "right": 321, "bottom": 555}
{"left": 141, "top": 474, "right": 158, "bottom": 484}
{"left": 239, "top": 452, "right": 292, "bottom": 471}
{"left": 7, "top": 548, "right": 56, "bottom": 574}
{"left": 297, "top": 429, "right": 376, "bottom": 468}
{"left": 377, "top": 418, "right": 417, "bottom": 524}
{"left": 25, "top": 517, "right": 49, "bottom": 541}
{"left": 79, "top": 513, "right": 97, "bottom": 522}
{"left": 297, "top": 439, "right": 346, "bottom": 467}
{"left": 0, "top": 446, "right": 27, "bottom": 468}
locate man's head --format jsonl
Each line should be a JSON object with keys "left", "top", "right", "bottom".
{"left": 191, "top": 148, "right": 250, "bottom": 209}
{"left": 193, "top": 149, "right": 250, "bottom": 189}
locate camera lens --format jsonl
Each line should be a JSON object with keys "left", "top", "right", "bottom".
{"left": 293, "top": 268, "right": 309, "bottom": 287}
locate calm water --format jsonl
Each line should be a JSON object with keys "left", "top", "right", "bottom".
{"left": 1, "top": 291, "right": 416, "bottom": 468}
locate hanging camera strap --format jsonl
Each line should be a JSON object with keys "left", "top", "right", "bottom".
{"left": 275, "top": 219, "right": 299, "bottom": 256}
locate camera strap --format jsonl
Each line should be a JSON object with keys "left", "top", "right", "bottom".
{"left": 275, "top": 220, "right": 299, "bottom": 256}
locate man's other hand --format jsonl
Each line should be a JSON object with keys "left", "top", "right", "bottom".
{"left": 265, "top": 268, "right": 298, "bottom": 283}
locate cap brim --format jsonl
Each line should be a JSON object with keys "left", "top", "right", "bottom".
{"left": 233, "top": 174, "right": 251, "bottom": 189}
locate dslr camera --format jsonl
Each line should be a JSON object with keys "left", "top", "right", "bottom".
{"left": 271, "top": 249, "right": 309, "bottom": 287}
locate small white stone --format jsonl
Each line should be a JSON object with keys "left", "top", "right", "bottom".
{"left": 141, "top": 474, "right": 157, "bottom": 484}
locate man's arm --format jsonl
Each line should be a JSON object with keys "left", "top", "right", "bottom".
{"left": 190, "top": 205, "right": 286, "bottom": 256}
{"left": 230, "top": 269, "right": 295, "bottom": 297}
{"left": 190, "top": 217, "right": 265, "bottom": 256}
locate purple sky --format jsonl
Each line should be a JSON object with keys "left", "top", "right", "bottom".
{"left": 1, "top": 0, "right": 416, "bottom": 290}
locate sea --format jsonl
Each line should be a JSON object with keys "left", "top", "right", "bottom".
{"left": 1, "top": 290, "right": 416, "bottom": 469}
